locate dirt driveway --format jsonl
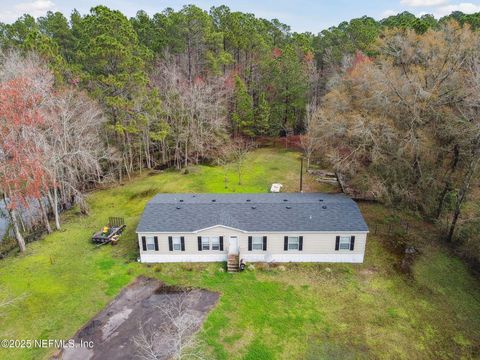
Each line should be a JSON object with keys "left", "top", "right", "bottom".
{"left": 56, "top": 276, "right": 219, "bottom": 360}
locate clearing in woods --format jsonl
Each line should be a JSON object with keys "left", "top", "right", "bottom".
{"left": 0, "top": 148, "right": 479, "bottom": 359}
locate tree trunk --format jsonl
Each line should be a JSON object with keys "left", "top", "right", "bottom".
{"left": 47, "top": 188, "right": 61, "bottom": 230}
{"left": 436, "top": 144, "right": 460, "bottom": 219}
{"left": 238, "top": 161, "right": 242, "bottom": 185}
{"left": 53, "top": 187, "right": 60, "bottom": 229}
{"left": 139, "top": 141, "right": 143, "bottom": 174}
{"left": 144, "top": 132, "right": 152, "bottom": 169}
{"left": 187, "top": 37, "right": 192, "bottom": 84}
{"left": 446, "top": 145, "right": 480, "bottom": 242}
{"left": 11, "top": 208, "right": 26, "bottom": 252}
{"left": 38, "top": 198, "right": 52, "bottom": 234}
{"left": 435, "top": 183, "right": 451, "bottom": 219}
{"left": 184, "top": 139, "right": 188, "bottom": 169}
{"left": 123, "top": 153, "right": 131, "bottom": 181}
{"left": 223, "top": 37, "right": 227, "bottom": 75}
{"left": 3, "top": 195, "right": 26, "bottom": 252}
{"left": 18, "top": 211, "right": 26, "bottom": 233}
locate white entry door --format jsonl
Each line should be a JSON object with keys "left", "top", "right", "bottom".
{"left": 228, "top": 236, "right": 239, "bottom": 255}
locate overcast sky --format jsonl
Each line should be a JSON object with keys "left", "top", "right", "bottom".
{"left": 1, "top": 0, "right": 480, "bottom": 33}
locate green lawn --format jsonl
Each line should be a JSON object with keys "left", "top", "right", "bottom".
{"left": 0, "top": 147, "right": 479, "bottom": 359}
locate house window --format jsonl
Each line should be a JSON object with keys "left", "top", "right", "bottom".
{"left": 172, "top": 236, "right": 181, "bottom": 251}
{"left": 288, "top": 236, "right": 299, "bottom": 250}
{"left": 146, "top": 236, "right": 155, "bottom": 251}
{"left": 252, "top": 236, "right": 263, "bottom": 250}
{"left": 339, "top": 236, "right": 351, "bottom": 250}
{"left": 202, "top": 237, "right": 210, "bottom": 250}
{"left": 211, "top": 237, "right": 220, "bottom": 250}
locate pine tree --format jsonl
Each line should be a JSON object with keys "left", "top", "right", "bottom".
{"left": 232, "top": 75, "right": 254, "bottom": 137}
{"left": 255, "top": 92, "right": 270, "bottom": 135}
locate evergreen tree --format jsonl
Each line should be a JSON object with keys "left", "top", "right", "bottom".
{"left": 255, "top": 92, "right": 271, "bottom": 135}
{"left": 75, "top": 6, "right": 153, "bottom": 177}
{"left": 0, "top": 14, "right": 37, "bottom": 48}
{"left": 265, "top": 44, "right": 308, "bottom": 135}
{"left": 23, "top": 29, "right": 67, "bottom": 82}
{"left": 232, "top": 75, "right": 254, "bottom": 137}
{"left": 37, "top": 11, "right": 75, "bottom": 61}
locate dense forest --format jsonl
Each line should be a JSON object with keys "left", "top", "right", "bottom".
{"left": 0, "top": 6, "right": 479, "bottom": 265}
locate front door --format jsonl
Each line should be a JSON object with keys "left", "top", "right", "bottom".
{"left": 228, "top": 236, "right": 239, "bottom": 255}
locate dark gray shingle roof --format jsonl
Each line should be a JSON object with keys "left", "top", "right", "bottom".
{"left": 136, "top": 193, "right": 368, "bottom": 233}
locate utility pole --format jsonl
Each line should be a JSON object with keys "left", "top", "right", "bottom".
{"left": 300, "top": 157, "right": 304, "bottom": 192}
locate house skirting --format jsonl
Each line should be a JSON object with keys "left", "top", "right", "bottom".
{"left": 140, "top": 253, "right": 364, "bottom": 263}
{"left": 241, "top": 253, "right": 364, "bottom": 263}
{"left": 141, "top": 254, "right": 228, "bottom": 263}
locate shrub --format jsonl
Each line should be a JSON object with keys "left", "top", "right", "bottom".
{"left": 129, "top": 187, "right": 157, "bottom": 200}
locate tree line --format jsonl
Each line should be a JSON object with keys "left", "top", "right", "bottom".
{"left": 305, "top": 22, "right": 480, "bottom": 266}
{"left": 0, "top": 5, "right": 479, "bottom": 256}
{"left": 2, "top": 6, "right": 478, "bottom": 176}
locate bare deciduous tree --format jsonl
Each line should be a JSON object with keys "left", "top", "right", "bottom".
{"left": 0, "top": 51, "right": 52, "bottom": 250}
{"left": 151, "top": 55, "right": 230, "bottom": 170}
{"left": 43, "top": 89, "right": 108, "bottom": 220}
{"left": 134, "top": 289, "right": 206, "bottom": 360}
{"left": 0, "top": 50, "right": 109, "bottom": 248}
{"left": 230, "top": 138, "right": 254, "bottom": 185}
{"left": 301, "top": 103, "right": 323, "bottom": 169}
{"left": 305, "top": 22, "right": 480, "bottom": 244}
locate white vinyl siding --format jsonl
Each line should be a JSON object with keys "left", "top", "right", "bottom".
{"left": 138, "top": 227, "right": 367, "bottom": 264}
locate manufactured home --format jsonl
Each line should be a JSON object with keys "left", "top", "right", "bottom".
{"left": 136, "top": 193, "right": 368, "bottom": 268}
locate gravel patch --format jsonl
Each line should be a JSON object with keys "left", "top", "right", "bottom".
{"left": 55, "top": 276, "right": 219, "bottom": 360}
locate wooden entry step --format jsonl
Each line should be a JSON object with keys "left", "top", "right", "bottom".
{"left": 227, "top": 254, "right": 239, "bottom": 273}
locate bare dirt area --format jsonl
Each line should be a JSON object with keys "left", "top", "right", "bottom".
{"left": 55, "top": 276, "right": 219, "bottom": 360}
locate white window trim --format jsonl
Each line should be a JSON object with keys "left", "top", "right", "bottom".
{"left": 339, "top": 236, "right": 351, "bottom": 250}
{"left": 172, "top": 236, "right": 182, "bottom": 251}
{"left": 201, "top": 237, "right": 210, "bottom": 251}
{"left": 288, "top": 236, "right": 299, "bottom": 251}
{"left": 146, "top": 236, "right": 155, "bottom": 251}
{"left": 252, "top": 236, "right": 264, "bottom": 251}
{"left": 211, "top": 236, "right": 220, "bottom": 251}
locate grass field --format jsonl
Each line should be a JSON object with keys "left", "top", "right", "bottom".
{"left": 0, "top": 147, "right": 479, "bottom": 359}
